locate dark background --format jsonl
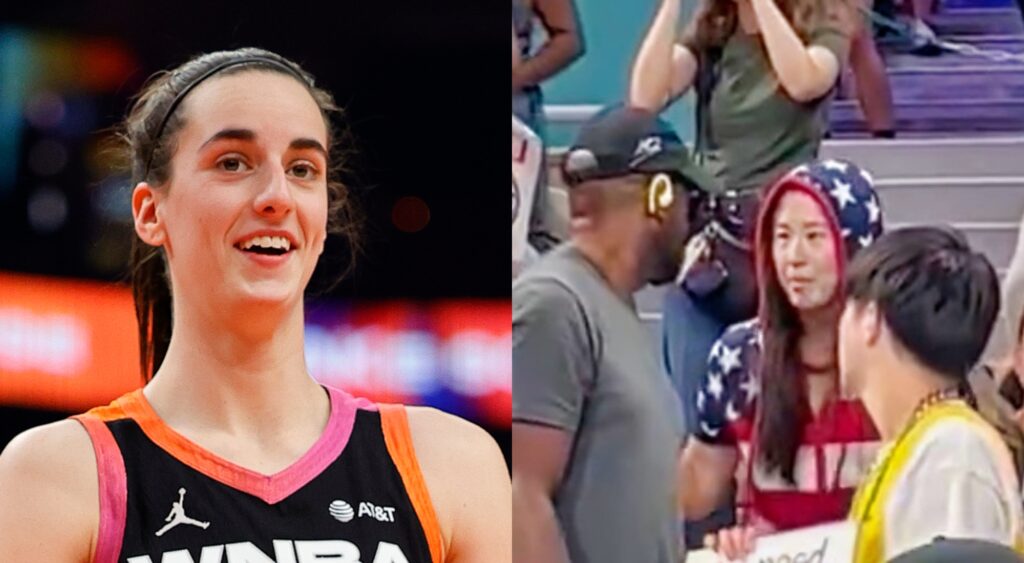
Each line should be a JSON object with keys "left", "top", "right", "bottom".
{"left": 0, "top": 0, "right": 507, "bottom": 460}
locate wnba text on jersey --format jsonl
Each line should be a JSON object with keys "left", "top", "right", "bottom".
{"left": 125, "top": 539, "right": 410, "bottom": 563}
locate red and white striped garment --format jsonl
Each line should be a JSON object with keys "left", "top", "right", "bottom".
{"left": 695, "top": 319, "right": 881, "bottom": 531}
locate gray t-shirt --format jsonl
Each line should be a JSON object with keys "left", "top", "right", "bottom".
{"left": 513, "top": 244, "right": 685, "bottom": 563}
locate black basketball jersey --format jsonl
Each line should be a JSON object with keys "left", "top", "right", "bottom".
{"left": 73, "top": 387, "right": 443, "bottom": 563}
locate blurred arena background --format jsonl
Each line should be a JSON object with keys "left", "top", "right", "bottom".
{"left": 0, "top": 1, "right": 508, "bottom": 462}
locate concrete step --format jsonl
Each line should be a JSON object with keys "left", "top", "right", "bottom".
{"left": 931, "top": 8, "right": 1024, "bottom": 35}
{"left": 888, "top": 33, "right": 1024, "bottom": 52}
{"left": 829, "top": 98, "right": 1024, "bottom": 133}
{"left": 819, "top": 136, "right": 1024, "bottom": 179}
{"left": 880, "top": 46, "right": 1024, "bottom": 68}
{"left": 881, "top": 66, "right": 1024, "bottom": 99}
{"left": 869, "top": 178, "right": 1024, "bottom": 223}
{"left": 941, "top": 0, "right": 1018, "bottom": 10}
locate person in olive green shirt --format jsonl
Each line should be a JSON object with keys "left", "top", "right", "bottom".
{"left": 632, "top": 0, "right": 853, "bottom": 194}
{"left": 629, "top": 0, "right": 855, "bottom": 548}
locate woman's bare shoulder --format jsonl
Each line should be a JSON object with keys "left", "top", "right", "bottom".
{"left": 0, "top": 419, "right": 98, "bottom": 562}
{"left": 404, "top": 407, "right": 511, "bottom": 562}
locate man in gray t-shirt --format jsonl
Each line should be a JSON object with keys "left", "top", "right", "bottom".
{"left": 512, "top": 106, "right": 718, "bottom": 563}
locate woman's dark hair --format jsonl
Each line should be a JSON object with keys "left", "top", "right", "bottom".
{"left": 117, "top": 47, "right": 361, "bottom": 381}
{"left": 753, "top": 182, "right": 846, "bottom": 484}
{"left": 681, "top": 0, "right": 855, "bottom": 51}
{"left": 846, "top": 226, "right": 1000, "bottom": 382}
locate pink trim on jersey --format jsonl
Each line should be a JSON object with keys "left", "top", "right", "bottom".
{"left": 120, "top": 385, "right": 365, "bottom": 504}
{"left": 73, "top": 414, "right": 127, "bottom": 563}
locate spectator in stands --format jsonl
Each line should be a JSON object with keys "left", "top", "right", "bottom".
{"left": 513, "top": 106, "right": 715, "bottom": 563}
{"left": 849, "top": 0, "right": 897, "bottom": 138}
{"left": 630, "top": 0, "right": 854, "bottom": 453}
{"left": 513, "top": 0, "right": 585, "bottom": 253}
{"left": 680, "top": 159, "right": 884, "bottom": 560}
{"left": 841, "top": 226, "right": 1024, "bottom": 561}
{"left": 630, "top": 0, "right": 871, "bottom": 541}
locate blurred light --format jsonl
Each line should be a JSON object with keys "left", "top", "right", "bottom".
{"left": 79, "top": 39, "right": 138, "bottom": 92}
{"left": 28, "top": 138, "right": 68, "bottom": 176}
{"left": 24, "top": 91, "right": 65, "bottom": 129}
{"left": 392, "top": 196, "right": 430, "bottom": 233}
{"left": 0, "top": 271, "right": 511, "bottom": 425}
{"left": 56, "top": 96, "right": 98, "bottom": 137}
{"left": 93, "top": 175, "right": 133, "bottom": 222}
{"left": 0, "top": 28, "right": 31, "bottom": 195}
{"left": 446, "top": 330, "right": 511, "bottom": 397}
{"left": 0, "top": 307, "right": 90, "bottom": 375}
{"left": 26, "top": 185, "right": 68, "bottom": 233}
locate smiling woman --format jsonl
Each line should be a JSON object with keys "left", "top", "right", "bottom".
{"left": 0, "top": 48, "right": 510, "bottom": 563}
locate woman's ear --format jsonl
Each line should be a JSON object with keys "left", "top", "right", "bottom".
{"left": 133, "top": 182, "right": 166, "bottom": 247}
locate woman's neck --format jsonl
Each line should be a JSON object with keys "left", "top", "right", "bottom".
{"left": 798, "top": 304, "right": 839, "bottom": 370}
{"left": 144, "top": 297, "right": 328, "bottom": 440}
{"left": 797, "top": 304, "right": 840, "bottom": 415}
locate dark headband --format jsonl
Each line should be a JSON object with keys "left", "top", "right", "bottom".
{"left": 142, "top": 56, "right": 310, "bottom": 180}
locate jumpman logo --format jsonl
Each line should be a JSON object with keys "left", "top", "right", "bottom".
{"left": 155, "top": 488, "right": 210, "bottom": 537}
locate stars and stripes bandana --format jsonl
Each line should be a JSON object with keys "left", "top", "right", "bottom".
{"left": 779, "top": 158, "right": 884, "bottom": 256}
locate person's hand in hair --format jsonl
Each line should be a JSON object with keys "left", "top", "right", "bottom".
{"left": 749, "top": 0, "right": 844, "bottom": 101}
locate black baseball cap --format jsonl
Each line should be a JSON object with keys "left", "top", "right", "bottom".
{"left": 889, "top": 538, "right": 1024, "bottom": 562}
{"left": 561, "top": 104, "right": 720, "bottom": 196}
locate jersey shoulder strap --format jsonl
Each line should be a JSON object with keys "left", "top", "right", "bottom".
{"left": 379, "top": 403, "right": 445, "bottom": 563}
{"left": 73, "top": 393, "right": 135, "bottom": 563}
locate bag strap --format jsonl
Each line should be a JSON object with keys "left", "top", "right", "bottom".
{"left": 694, "top": 46, "right": 723, "bottom": 163}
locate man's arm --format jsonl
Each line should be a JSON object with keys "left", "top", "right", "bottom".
{"left": 0, "top": 420, "right": 97, "bottom": 562}
{"left": 513, "top": 422, "right": 573, "bottom": 562}
{"left": 512, "top": 0, "right": 585, "bottom": 91}
{"left": 511, "top": 275, "right": 596, "bottom": 562}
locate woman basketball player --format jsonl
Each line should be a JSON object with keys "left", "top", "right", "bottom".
{"left": 0, "top": 48, "right": 510, "bottom": 563}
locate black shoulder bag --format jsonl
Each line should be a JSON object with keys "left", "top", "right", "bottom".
{"left": 680, "top": 45, "right": 760, "bottom": 326}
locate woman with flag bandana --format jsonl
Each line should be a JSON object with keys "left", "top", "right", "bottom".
{"left": 678, "top": 159, "right": 884, "bottom": 559}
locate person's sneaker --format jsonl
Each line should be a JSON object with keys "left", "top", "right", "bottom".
{"left": 909, "top": 19, "right": 943, "bottom": 56}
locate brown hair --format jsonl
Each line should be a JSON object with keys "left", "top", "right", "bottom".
{"left": 681, "top": 0, "right": 855, "bottom": 51}
{"left": 116, "top": 48, "right": 361, "bottom": 381}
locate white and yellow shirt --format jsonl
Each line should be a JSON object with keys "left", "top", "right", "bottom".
{"left": 850, "top": 400, "right": 1024, "bottom": 562}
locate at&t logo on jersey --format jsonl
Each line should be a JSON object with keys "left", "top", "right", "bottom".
{"left": 330, "top": 499, "right": 397, "bottom": 523}
{"left": 329, "top": 500, "right": 355, "bottom": 523}
{"left": 126, "top": 539, "right": 410, "bottom": 563}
